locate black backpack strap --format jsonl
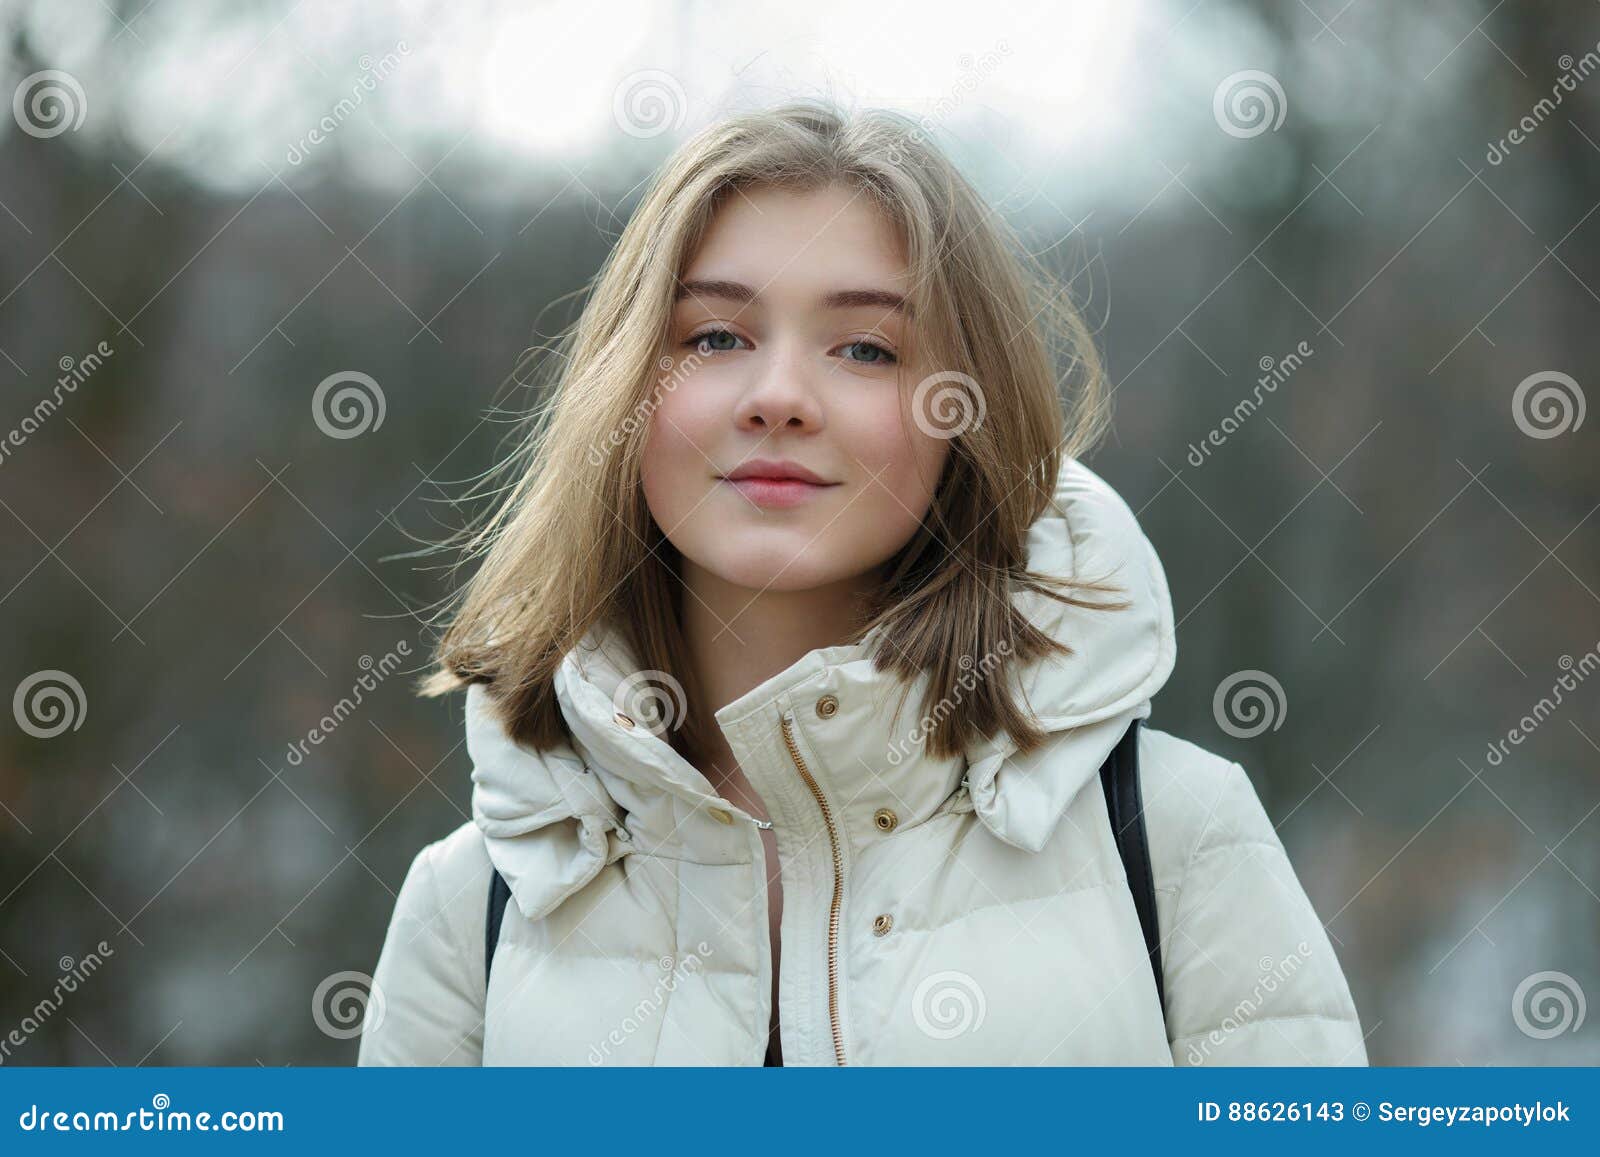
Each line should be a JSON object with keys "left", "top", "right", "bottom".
{"left": 1099, "top": 717, "right": 1166, "bottom": 1016}
{"left": 485, "top": 867, "right": 512, "bottom": 991}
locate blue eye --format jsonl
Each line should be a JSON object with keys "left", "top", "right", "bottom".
{"left": 687, "top": 328, "right": 746, "bottom": 353}
{"left": 840, "top": 339, "right": 897, "bottom": 366}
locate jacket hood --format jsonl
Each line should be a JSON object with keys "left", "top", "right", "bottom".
{"left": 468, "top": 458, "right": 1177, "bottom": 921}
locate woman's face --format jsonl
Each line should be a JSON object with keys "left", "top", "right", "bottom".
{"left": 640, "top": 182, "right": 951, "bottom": 595}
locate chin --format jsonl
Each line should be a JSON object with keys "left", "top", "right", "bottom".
{"left": 696, "top": 544, "right": 840, "bottom": 593}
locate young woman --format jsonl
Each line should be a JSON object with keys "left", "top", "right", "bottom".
{"left": 357, "top": 102, "right": 1366, "bottom": 1067}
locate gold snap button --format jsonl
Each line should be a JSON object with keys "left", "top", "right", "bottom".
{"left": 871, "top": 913, "right": 894, "bottom": 936}
{"left": 613, "top": 712, "right": 635, "bottom": 729}
{"left": 815, "top": 694, "right": 839, "bottom": 718}
{"left": 873, "top": 807, "right": 898, "bottom": 833}
{"left": 709, "top": 807, "right": 734, "bottom": 825}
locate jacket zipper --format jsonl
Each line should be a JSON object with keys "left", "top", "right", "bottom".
{"left": 779, "top": 711, "right": 847, "bottom": 1066}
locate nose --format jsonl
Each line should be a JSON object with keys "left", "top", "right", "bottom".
{"left": 732, "top": 345, "right": 825, "bottom": 434}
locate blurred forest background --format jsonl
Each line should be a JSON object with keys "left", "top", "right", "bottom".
{"left": 0, "top": 0, "right": 1596, "bottom": 1065}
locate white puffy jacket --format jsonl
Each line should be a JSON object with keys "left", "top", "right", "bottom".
{"left": 358, "top": 460, "right": 1367, "bottom": 1066}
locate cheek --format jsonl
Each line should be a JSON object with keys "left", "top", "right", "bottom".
{"left": 845, "top": 394, "right": 950, "bottom": 512}
{"left": 640, "top": 385, "right": 716, "bottom": 514}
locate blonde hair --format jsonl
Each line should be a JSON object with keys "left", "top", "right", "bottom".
{"left": 420, "top": 99, "right": 1120, "bottom": 762}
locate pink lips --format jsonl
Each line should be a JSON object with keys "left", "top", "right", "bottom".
{"left": 719, "top": 458, "right": 839, "bottom": 509}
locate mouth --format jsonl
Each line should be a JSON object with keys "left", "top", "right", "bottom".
{"left": 718, "top": 459, "right": 841, "bottom": 509}
{"left": 721, "top": 476, "right": 838, "bottom": 508}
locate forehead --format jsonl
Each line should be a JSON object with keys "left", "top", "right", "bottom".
{"left": 683, "top": 182, "right": 910, "bottom": 287}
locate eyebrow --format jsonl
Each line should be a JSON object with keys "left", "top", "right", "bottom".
{"left": 674, "top": 278, "right": 913, "bottom": 319}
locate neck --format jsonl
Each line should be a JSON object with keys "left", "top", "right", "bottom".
{"left": 679, "top": 561, "right": 877, "bottom": 766}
